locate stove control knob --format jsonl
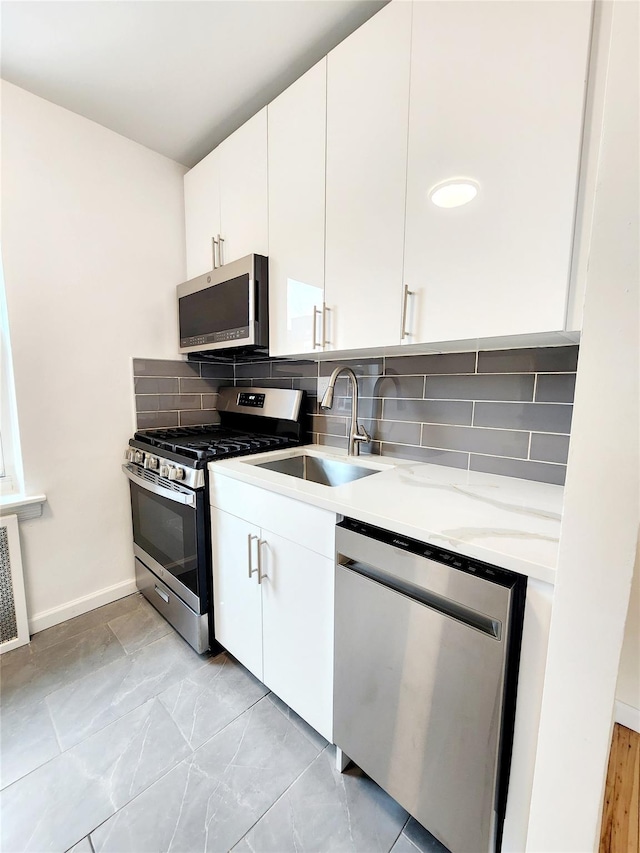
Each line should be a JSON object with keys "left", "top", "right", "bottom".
{"left": 125, "top": 448, "right": 135, "bottom": 462}
{"left": 167, "top": 466, "right": 185, "bottom": 481}
{"left": 134, "top": 450, "right": 144, "bottom": 464}
{"left": 144, "top": 455, "right": 158, "bottom": 470}
{"left": 159, "top": 464, "right": 170, "bottom": 478}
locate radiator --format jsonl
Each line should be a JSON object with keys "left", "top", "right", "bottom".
{"left": 0, "top": 513, "right": 30, "bottom": 654}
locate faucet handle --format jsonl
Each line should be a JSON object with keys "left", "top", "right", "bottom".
{"left": 355, "top": 423, "right": 372, "bottom": 444}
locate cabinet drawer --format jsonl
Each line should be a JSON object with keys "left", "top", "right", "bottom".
{"left": 209, "top": 472, "right": 336, "bottom": 558}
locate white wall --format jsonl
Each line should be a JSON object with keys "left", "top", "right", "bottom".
{"left": 0, "top": 81, "right": 187, "bottom": 631}
{"left": 526, "top": 1, "right": 639, "bottom": 849}
{"left": 616, "top": 542, "right": 640, "bottom": 730}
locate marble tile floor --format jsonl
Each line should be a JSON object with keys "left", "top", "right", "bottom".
{"left": 0, "top": 593, "right": 448, "bottom": 853}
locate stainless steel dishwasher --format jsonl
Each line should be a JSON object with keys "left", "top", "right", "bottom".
{"left": 334, "top": 518, "right": 527, "bottom": 853}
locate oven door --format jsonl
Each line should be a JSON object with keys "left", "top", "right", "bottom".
{"left": 123, "top": 465, "right": 208, "bottom": 613}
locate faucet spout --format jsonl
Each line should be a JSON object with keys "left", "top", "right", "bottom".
{"left": 320, "top": 367, "right": 371, "bottom": 456}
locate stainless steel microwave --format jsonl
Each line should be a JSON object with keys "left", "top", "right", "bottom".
{"left": 177, "top": 254, "right": 269, "bottom": 356}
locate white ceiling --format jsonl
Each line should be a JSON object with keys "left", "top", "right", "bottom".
{"left": 1, "top": 0, "right": 387, "bottom": 167}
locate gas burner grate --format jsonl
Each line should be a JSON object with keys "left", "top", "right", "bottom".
{"left": 134, "top": 426, "right": 295, "bottom": 462}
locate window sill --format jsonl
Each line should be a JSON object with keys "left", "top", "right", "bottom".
{"left": 0, "top": 493, "right": 47, "bottom": 522}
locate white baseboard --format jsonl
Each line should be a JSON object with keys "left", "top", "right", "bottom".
{"left": 615, "top": 700, "right": 640, "bottom": 734}
{"left": 28, "top": 578, "right": 138, "bottom": 635}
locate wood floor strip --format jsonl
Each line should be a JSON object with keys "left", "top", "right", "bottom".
{"left": 600, "top": 723, "right": 640, "bottom": 853}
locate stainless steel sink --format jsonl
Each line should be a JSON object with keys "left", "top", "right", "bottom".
{"left": 254, "top": 454, "right": 379, "bottom": 486}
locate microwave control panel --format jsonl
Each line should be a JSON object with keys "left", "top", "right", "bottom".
{"left": 180, "top": 326, "right": 249, "bottom": 347}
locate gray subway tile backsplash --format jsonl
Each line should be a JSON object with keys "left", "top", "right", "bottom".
{"left": 134, "top": 377, "right": 179, "bottom": 395}
{"left": 202, "top": 394, "right": 219, "bottom": 410}
{"left": 235, "top": 361, "right": 271, "bottom": 379}
{"left": 477, "top": 345, "right": 579, "bottom": 374}
{"left": 292, "top": 377, "right": 319, "bottom": 394}
{"left": 179, "top": 377, "right": 229, "bottom": 394}
{"left": 421, "top": 424, "right": 530, "bottom": 459}
{"left": 133, "top": 359, "right": 227, "bottom": 431}
{"left": 386, "top": 352, "right": 476, "bottom": 376}
{"left": 237, "top": 377, "right": 294, "bottom": 389}
{"left": 319, "top": 357, "right": 384, "bottom": 377}
{"left": 470, "top": 454, "right": 566, "bottom": 486}
{"left": 534, "top": 373, "right": 577, "bottom": 403}
{"left": 311, "top": 415, "right": 348, "bottom": 437}
{"left": 530, "top": 433, "right": 571, "bottom": 465}
{"left": 158, "top": 394, "right": 202, "bottom": 411}
{"left": 358, "top": 375, "right": 424, "bottom": 399}
{"left": 133, "top": 358, "right": 200, "bottom": 378}
{"left": 474, "top": 401, "right": 573, "bottom": 434}
{"left": 133, "top": 345, "right": 577, "bottom": 485}
{"left": 271, "top": 360, "right": 317, "bottom": 378}
{"left": 424, "top": 373, "right": 535, "bottom": 402}
{"left": 200, "top": 363, "right": 235, "bottom": 380}
{"left": 136, "top": 411, "right": 179, "bottom": 430}
{"left": 179, "top": 409, "right": 221, "bottom": 427}
{"left": 381, "top": 443, "right": 470, "bottom": 469}
{"left": 361, "top": 419, "right": 422, "bottom": 446}
{"left": 135, "top": 395, "right": 160, "bottom": 412}
{"left": 383, "top": 399, "right": 474, "bottom": 426}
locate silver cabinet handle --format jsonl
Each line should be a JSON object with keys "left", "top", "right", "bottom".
{"left": 212, "top": 236, "right": 219, "bottom": 269}
{"left": 247, "top": 533, "right": 259, "bottom": 579}
{"left": 257, "top": 539, "right": 266, "bottom": 584}
{"left": 218, "top": 234, "right": 224, "bottom": 266}
{"left": 154, "top": 585, "right": 169, "bottom": 604}
{"left": 313, "top": 306, "right": 322, "bottom": 349}
{"left": 322, "top": 302, "right": 329, "bottom": 346}
{"left": 401, "top": 284, "right": 414, "bottom": 340}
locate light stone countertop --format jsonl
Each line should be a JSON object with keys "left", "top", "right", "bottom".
{"left": 208, "top": 444, "right": 564, "bottom": 584}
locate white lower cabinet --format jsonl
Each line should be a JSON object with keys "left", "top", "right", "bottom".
{"left": 211, "top": 509, "right": 263, "bottom": 678}
{"left": 260, "top": 530, "right": 334, "bottom": 740}
{"left": 210, "top": 477, "right": 336, "bottom": 741}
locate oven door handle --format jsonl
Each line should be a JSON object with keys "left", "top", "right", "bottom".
{"left": 122, "top": 465, "right": 196, "bottom": 507}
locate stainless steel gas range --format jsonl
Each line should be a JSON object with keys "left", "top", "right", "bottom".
{"left": 122, "top": 386, "right": 306, "bottom": 653}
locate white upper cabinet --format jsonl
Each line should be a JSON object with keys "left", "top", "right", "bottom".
{"left": 184, "top": 149, "right": 220, "bottom": 281}
{"left": 218, "top": 108, "right": 268, "bottom": 266}
{"left": 184, "top": 109, "right": 268, "bottom": 279}
{"left": 402, "top": 1, "right": 593, "bottom": 344}
{"left": 268, "top": 59, "right": 327, "bottom": 357}
{"left": 324, "top": 1, "right": 412, "bottom": 351}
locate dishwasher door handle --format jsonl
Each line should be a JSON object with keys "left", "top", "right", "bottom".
{"left": 338, "top": 556, "right": 502, "bottom": 640}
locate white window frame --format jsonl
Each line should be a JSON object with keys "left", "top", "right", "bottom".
{"left": 0, "top": 256, "right": 24, "bottom": 496}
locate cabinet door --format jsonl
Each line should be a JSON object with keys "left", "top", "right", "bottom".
{"left": 403, "top": 1, "right": 592, "bottom": 343}
{"left": 268, "top": 59, "right": 327, "bottom": 357}
{"left": 218, "top": 109, "right": 268, "bottom": 265}
{"left": 184, "top": 149, "right": 220, "bottom": 280}
{"left": 324, "top": 0, "right": 412, "bottom": 351}
{"left": 261, "top": 532, "right": 334, "bottom": 741}
{"left": 210, "top": 508, "right": 263, "bottom": 679}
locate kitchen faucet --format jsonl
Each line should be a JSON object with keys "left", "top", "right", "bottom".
{"left": 320, "top": 367, "right": 372, "bottom": 456}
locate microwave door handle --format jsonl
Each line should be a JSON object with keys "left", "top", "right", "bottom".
{"left": 247, "top": 277, "right": 256, "bottom": 346}
{"left": 122, "top": 465, "right": 196, "bottom": 507}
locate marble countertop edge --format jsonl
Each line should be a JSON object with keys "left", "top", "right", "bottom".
{"left": 208, "top": 445, "right": 562, "bottom": 585}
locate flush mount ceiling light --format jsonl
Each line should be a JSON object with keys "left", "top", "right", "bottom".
{"left": 429, "top": 180, "right": 479, "bottom": 209}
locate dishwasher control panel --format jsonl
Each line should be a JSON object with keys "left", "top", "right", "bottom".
{"left": 338, "top": 517, "right": 517, "bottom": 588}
